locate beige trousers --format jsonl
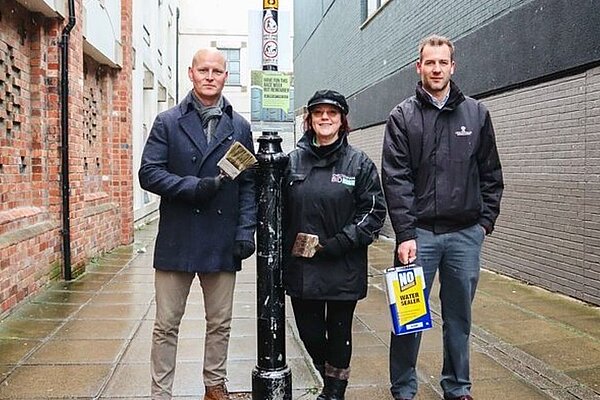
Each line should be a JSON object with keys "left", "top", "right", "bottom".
{"left": 150, "top": 269, "right": 236, "bottom": 400}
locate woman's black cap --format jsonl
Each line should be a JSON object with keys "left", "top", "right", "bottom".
{"left": 307, "top": 89, "right": 349, "bottom": 114}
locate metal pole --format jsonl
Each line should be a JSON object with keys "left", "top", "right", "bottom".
{"left": 252, "top": 0, "right": 292, "bottom": 399}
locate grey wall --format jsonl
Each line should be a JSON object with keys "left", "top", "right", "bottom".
{"left": 294, "top": 0, "right": 600, "bottom": 125}
{"left": 349, "top": 0, "right": 600, "bottom": 129}
{"left": 482, "top": 67, "right": 600, "bottom": 305}
{"left": 294, "top": 0, "right": 538, "bottom": 110}
{"left": 296, "top": 0, "right": 600, "bottom": 305}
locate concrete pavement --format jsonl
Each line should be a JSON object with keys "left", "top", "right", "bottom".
{"left": 0, "top": 219, "right": 598, "bottom": 399}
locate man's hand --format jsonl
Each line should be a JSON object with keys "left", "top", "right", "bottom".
{"left": 319, "top": 235, "right": 346, "bottom": 258}
{"left": 195, "top": 176, "right": 223, "bottom": 203}
{"left": 397, "top": 239, "right": 417, "bottom": 265}
{"left": 233, "top": 240, "right": 255, "bottom": 260}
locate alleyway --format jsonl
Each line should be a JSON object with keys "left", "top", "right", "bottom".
{"left": 0, "top": 220, "right": 598, "bottom": 399}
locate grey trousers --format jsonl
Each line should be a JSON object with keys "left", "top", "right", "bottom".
{"left": 390, "top": 225, "right": 483, "bottom": 399}
{"left": 150, "top": 269, "right": 236, "bottom": 400}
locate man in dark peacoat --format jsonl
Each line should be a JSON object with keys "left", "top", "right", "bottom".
{"left": 139, "top": 48, "right": 256, "bottom": 400}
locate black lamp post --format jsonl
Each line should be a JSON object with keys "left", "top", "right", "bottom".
{"left": 251, "top": 0, "right": 292, "bottom": 399}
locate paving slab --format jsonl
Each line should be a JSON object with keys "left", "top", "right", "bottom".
{"left": 24, "top": 338, "right": 124, "bottom": 364}
{"left": 29, "top": 289, "right": 95, "bottom": 304}
{"left": 0, "top": 319, "right": 62, "bottom": 340}
{"left": 0, "top": 364, "right": 112, "bottom": 398}
{"left": 0, "top": 339, "right": 39, "bottom": 364}
{"left": 8, "top": 302, "right": 82, "bottom": 320}
{"left": 53, "top": 319, "right": 139, "bottom": 340}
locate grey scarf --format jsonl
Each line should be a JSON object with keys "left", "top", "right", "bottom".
{"left": 191, "top": 92, "right": 224, "bottom": 144}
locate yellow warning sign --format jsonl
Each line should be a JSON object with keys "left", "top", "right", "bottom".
{"left": 263, "top": 0, "right": 278, "bottom": 9}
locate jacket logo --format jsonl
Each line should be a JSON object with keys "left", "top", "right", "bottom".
{"left": 455, "top": 126, "right": 472, "bottom": 136}
{"left": 331, "top": 174, "right": 355, "bottom": 187}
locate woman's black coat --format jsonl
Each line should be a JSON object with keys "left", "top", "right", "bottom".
{"left": 283, "top": 132, "right": 386, "bottom": 300}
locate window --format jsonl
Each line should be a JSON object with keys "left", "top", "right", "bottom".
{"left": 363, "top": 0, "right": 392, "bottom": 22}
{"left": 220, "top": 48, "right": 241, "bottom": 86}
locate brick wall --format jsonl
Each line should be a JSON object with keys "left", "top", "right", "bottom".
{"left": 349, "top": 65, "right": 600, "bottom": 305}
{"left": 114, "top": 0, "right": 134, "bottom": 245}
{"left": 482, "top": 66, "right": 600, "bottom": 305}
{"left": 0, "top": 1, "right": 61, "bottom": 312}
{"left": 0, "top": 0, "right": 133, "bottom": 314}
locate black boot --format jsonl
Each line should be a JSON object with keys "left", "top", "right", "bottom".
{"left": 322, "top": 376, "right": 348, "bottom": 400}
{"left": 317, "top": 363, "right": 350, "bottom": 400}
{"left": 315, "top": 377, "right": 329, "bottom": 400}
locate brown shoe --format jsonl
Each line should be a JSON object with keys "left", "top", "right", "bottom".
{"left": 204, "top": 383, "right": 230, "bottom": 400}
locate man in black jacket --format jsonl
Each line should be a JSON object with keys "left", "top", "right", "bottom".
{"left": 381, "top": 35, "right": 503, "bottom": 400}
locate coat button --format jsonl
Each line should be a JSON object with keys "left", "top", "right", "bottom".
{"left": 217, "top": 209, "right": 222, "bottom": 215}
{"left": 194, "top": 208, "right": 200, "bottom": 214}
{"left": 191, "top": 156, "right": 197, "bottom": 163}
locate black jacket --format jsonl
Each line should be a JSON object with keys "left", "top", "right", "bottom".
{"left": 381, "top": 81, "right": 503, "bottom": 243}
{"left": 283, "top": 132, "right": 386, "bottom": 300}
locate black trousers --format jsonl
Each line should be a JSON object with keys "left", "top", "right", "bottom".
{"left": 290, "top": 297, "right": 357, "bottom": 369}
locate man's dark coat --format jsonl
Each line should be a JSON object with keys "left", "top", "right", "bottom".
{"left": 139, "top": 92, "right": 256, "bottom": 272}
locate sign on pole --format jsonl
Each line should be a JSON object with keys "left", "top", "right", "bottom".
{"left": 263, "top": 0, "right": 278, "bottom": 9}
{"left": 262, "top": 3, "right": 278, "bottom": 68}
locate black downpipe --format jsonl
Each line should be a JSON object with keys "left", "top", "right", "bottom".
{"left": 60, "top": 0, "right": 76, "bottom": 281}
{"left": 175, "top": 7, "right": 180, "bottom": 101}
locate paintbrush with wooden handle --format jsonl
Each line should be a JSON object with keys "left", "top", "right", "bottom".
{"left": 217, "top": 141, "right": 258, "bottom": 180}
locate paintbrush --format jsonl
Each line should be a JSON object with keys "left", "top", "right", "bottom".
{"left": 217, "top": 141, "right": 258, "bottom": 180}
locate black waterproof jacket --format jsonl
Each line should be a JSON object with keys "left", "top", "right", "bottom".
{"left": 283, "top": 132, "right": 386, "bottom": 300}
{"left": 381, "top": 81, "right": 503, "bottom": 243}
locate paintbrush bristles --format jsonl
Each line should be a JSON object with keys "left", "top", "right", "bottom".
{"left": 217, "top": 141, "right": 257, "bottom": 179}
{"left": 225, "top": 142, "right": 257, "bottom": 170}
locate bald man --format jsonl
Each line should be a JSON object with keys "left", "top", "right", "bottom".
{"left": 139, "top": 48, "right": 257, "bottom": 400}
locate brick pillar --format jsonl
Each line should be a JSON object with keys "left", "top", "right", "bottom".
{"left": 112, "top": 0, "right": 134, "bottom": 245}
{"left": 64, "top": 0, "right": 87, "bottom": 271}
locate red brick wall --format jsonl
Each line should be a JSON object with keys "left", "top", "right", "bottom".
{"left": 114, "top": 0, "right": 134, "bottom": 245}
{"left": 0, "top": 0, "right": 133, "bottom": 314}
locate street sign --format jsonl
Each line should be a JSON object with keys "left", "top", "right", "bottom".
{"left": 262, "top": 9, "right": 278, "bottom": 67}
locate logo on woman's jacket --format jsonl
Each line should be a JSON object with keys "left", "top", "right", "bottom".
{"left": 331, "top": 174, "right": 355, "bottom": 187}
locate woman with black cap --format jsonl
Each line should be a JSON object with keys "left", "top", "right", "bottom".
{"left": 283, "top": 89, "right": 386, "bottom": 400}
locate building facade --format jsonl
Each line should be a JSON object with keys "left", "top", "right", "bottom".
{"left": 0, "top": 0, "right": 137, "bottom": 314}
{"left": 131, "top": 0, "right": 179, "bottom": 225}
{"left": 294, "top": 0, "right": 600, "bottom": 305}
{"left": 175, "top": 0, "right": 295, "bottom": 149}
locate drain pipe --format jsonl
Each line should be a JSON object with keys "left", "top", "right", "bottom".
{"left": 175, "top": 6, "right": 180, "bottom": 101}
{"left": 60, "top": 0, "right": 76, "bottom": 281}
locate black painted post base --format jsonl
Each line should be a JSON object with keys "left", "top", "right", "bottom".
{"left": 252, "top": 366, "right": 292, "bottom": 400}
